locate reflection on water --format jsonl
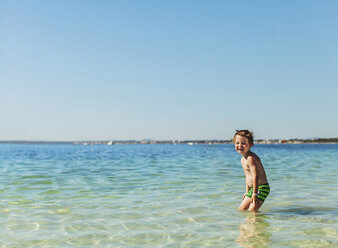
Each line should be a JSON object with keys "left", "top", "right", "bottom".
{"left": 237, "top": 212, "right": 271, "bottom": 248}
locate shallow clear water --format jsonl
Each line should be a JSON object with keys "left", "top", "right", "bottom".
{"left": 0, "top": 143, "right": 337, "bottom": 247}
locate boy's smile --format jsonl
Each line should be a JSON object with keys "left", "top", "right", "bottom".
{"left": 234, "top": 135, "right": 253, "bottom": 156}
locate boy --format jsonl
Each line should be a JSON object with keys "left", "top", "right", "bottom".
{"left": 233, "top": 130, "right": 270, "bottom": 211}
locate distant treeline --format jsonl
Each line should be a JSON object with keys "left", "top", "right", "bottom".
{"left": 302, "top": 138, "right": 338, "bottom": 143}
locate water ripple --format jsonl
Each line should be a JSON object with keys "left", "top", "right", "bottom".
{"left": 0, "top": 144, "right": 337, "bottom": 247}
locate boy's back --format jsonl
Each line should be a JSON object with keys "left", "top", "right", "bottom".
{"left": 241, "top": 152, "right": 268, "bottom": 188}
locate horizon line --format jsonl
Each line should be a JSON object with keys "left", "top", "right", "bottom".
{"left": 0, "top": 137, "right": 337, "bottom": 143}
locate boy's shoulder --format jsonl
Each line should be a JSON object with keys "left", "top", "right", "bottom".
{"left": 246, "top": 152, "right": 260, "bottom": 163}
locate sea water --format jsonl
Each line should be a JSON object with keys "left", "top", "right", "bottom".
{"left": 0, "top": 143, "right": 337, "bottom": 247}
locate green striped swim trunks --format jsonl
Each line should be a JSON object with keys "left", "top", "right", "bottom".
{"left": 246, "top": 183, "right": 270, "bottom": 201}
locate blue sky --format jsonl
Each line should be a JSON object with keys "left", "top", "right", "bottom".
{"left": 1, "top": 0, "right": 337, "bottom": 141}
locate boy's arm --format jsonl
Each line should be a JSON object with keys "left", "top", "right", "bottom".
{"left": 247, "top": 156, "right": 258, "bottom": 204}
{"left": 246, "top": 183, "right": 250, "bottom": 194}
{"left": 241, "top": 159, "right": 250, "bottom": 198}
{"left": 243, "top": 183, "right": 250, "bottom": 199}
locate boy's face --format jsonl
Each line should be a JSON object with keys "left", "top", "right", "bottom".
{"left": 234, "top": 135, "right": 253, "bottom": 156}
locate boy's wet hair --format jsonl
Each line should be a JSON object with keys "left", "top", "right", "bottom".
{"left": 233, "top": 130, "right": 254, "bottom": 144}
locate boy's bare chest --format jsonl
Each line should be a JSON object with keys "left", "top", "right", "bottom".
{"left": 241, "top": 162, "right": 251, "bottom": 173}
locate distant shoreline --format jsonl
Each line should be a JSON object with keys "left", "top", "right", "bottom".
{"left": 0, "top": 138, "right": 337, "bottom": 145}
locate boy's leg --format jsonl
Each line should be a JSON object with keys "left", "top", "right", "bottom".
{"left": 248, "top": 184, "right": 270, "bottom": 211}
{"left": 238, "top": 196, "right": 252, "bottom": 211}
{"left": 248, "top": 199, "right": 264, "bottom": 211}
